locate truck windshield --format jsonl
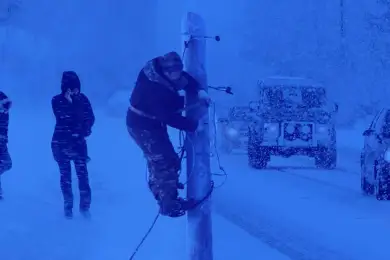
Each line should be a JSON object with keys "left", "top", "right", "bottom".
{"left": 228, "top": 106, "right": 252, "bottom": 121}
{"left": 264, "top": 86, "right": 326, "bottom": 110}
{"left": 382, "top": 111, "right": 390, "bottom": 136}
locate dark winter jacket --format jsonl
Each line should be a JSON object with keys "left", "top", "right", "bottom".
{"left": 0, "top": 91, "right": 11, "bottom": 145}
{"left": 52, "top": 72, "right": 95, "bottom": 143}
{"left": 127, "top": 57, "right": 198, "bottom": 132}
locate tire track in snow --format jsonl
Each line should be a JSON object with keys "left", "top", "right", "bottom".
{"left": 213, "top": 202, "right": 354, "bottom": 260}
{"left": 269, "top": 166, "right": 360, "bottom": 195}
{"left": 224, "top": 153, "right": 367, "bottom": 207}
{"left": 212, "top": 154, "right": 375, "bottom": 260}
{"left": 265, "top": 165, "right": 390, "bottom": 214}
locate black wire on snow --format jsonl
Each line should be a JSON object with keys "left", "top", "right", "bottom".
{"left": 128, "top": 213, "right": 160, "bottom": 260}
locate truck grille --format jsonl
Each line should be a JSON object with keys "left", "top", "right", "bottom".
{"left": 283, "top": 123, "right": 313, "bottom": 141}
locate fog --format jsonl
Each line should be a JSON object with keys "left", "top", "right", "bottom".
{"left": 0, "top": 0, "right": 388, "bottom": 124}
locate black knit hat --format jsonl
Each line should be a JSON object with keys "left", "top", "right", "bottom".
{"left": 61, "top": 71, "right": 80, "bottom": 93}
{"left": 159, "top": 51, "right": 183, "bottom": 73}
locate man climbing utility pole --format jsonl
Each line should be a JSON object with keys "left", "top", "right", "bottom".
{"left": 182, "top": 11, "right": 214, "bottom": 260}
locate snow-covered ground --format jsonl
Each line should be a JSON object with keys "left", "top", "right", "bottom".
{"left": 1, "top": 107, "right": 387, "bottom": 260}
{"left": 0, "top": 108, "right": 290, "bottom": 260}
{"left": 212, "top": 121, "right": 390, "bottom": 260}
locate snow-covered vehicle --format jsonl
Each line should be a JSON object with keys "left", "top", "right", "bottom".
{"left": 217, "top": 106, "right": 255, "bottom": 153}
{"left": 361, "top": 108, "right": 390, "bottom": 200}
{"left": 247, "top": 76, "right": 338, "bottom": 169}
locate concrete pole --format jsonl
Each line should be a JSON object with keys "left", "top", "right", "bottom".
{"left": 182, "top": 11, "right": 213, "bottom": 260}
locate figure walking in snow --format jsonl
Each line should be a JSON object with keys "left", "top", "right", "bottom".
{"left": 127, "top": 51, "right": 211, "bottom": 217}
{"left": 51, "top": 71, "right": 95, "bottom": 218}
{"left": 0, "top": 91, "right": 12, "bottom": 199}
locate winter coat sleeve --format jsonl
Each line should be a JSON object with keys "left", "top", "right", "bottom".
{"left": 51, "top": 96, "right": 62, "bottom": 121}
{"left": 51, "top": 95, "right": 77, "bottom": 140}
{"left": 156, "top": 109, "right": 198, "bottom": 132}
{"left": 0, "top": 92, "right": 11, "bottom": 111}
{"left": 148, "top": 87, "right": 198, "bottom": 132}
{"left": 0, "top": 92, "right": 10, "bottom": 144}
{"left": 80, "top": 94, "right": 95, "bottom": 136}
{"left": 130, "top": 71, "right": 198, "bottom": 132}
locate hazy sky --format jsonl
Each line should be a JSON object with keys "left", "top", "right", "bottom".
{"left": 0, "top": 0, "right": 388, "bottom": 118}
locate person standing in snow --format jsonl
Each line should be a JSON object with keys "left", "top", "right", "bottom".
{"left": 127, "top": 51, "right": 211, "bottom": 217}
{"left": 51, "top": 71, "right": 95, "bottom": 218}
{"left": 0, "top": 91, "right": 12, "bottom": 199}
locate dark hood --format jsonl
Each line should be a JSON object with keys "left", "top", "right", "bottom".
{"left": 142, "top": 54, "right": 187, "bottom": 91}
{"left": 61, "top": 71, "right": 80, "bottom": 93}
{"left": 159, "top": 51, "right": 183, "bottom": 73}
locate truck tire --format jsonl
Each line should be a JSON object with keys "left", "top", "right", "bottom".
{"left": 374, "top": 160, "right": 390, "bottom": 200}
{"left": 315, "top": 147, "right": 337, "bottom": 169}
{"left": 315, "top": 128, "right": 337, "bottom": 169}
{"left": 248, "top": 131, "right": 270, "bottom": 169}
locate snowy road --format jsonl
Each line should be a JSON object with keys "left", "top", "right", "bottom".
{"left": 213, "top": 150, "right": 390, "bottom": 260}
{"left": 2, "top": 110, "right": 388, "bottom": 260}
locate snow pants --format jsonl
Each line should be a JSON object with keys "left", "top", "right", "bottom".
{"left": 127, "top": 126, "right": 181, "bottom": 202}
{"left": 51, "top": 138, "right": 91, "bottom": 211}
{"left": 0, "top": 144, "right": 12, "bottom": 198}
{"left": 0, "top": 144, "right": 12, "bottom": 175}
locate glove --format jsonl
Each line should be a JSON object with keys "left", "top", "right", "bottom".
{"left": 71, "top": 132, "right": 86, "bottom": 141}
{"left": 0, "top": 101, "right": 11, "bottom": 114}
{"left": 84, "top": 128, "right": 92, "bottom": 137}
{"left": 198, "top": 90, "right": 212, "bottom": 107}
{"left": 0, "top": 135, "right": 7, "bottom": 146}
{"left": 3, "top": 100, "right": 11, "bottom": 110}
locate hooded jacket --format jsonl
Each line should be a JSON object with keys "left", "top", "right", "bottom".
{"left": 0, "top": 91, "right": 11, "bottom": 145}
{"left": 127, "top": 54, "right": 198, "bottom": 132}
{"left": 51, "top": 71, "right": 95, "bottom": 143}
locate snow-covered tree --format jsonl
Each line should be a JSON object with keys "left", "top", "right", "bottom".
{"left": 0, "top": 0, "right": 21, "bottom": 23}
{"left": 368, "top": 0, "right": 390, "bottom": 69}
{"left": 354, "top": 0, "right": 390, "bottom": 116}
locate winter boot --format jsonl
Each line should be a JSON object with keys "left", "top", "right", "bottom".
{"left": 64, "top": 200, "right": 73, "bottom": 219}
{"left": 64, "top": 207, "right": 73, "bottom": 219}
{"left": 79, "top": 205, "right": 91, "bottom": 219}
{"left": 158, "top": 196, "right": 197, "bottom": 217}
{"left": 80, "top": 209, "right": 91, "bottom": 219}
{"left": 79, "top": 191, "right": 91, "bottom": 218}
{"left": 158, "top": 197, "right": 184, "bottom": 217}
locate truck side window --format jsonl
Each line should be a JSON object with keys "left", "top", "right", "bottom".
{"left": 370, "top": 109, "right": 384, "bottom": 130}
{"left": 382, "top": 111, "right": 390, "bottom": 135}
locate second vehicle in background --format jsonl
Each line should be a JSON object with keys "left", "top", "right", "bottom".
{"left": 217, "top": 105, "right": 254, "bottom": 154}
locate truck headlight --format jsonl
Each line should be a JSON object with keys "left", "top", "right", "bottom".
{"left": 301, "top": 125, "right": 311, "bottom": 134}
{"left": 264, "top": 123, "right": 278, "bottom": 133}
{"left": 225, "top": 127, "right": 239, "bottom": 140}
{"left": 263, "top": 122, "right": 279, "bottom": 137}
{"left": 316, "top": 125, "right": 328, "bottom": 133}
{"left": 384, "top": 149, "right": 390, "bottom": 162}
{"left": 285, "top": 124, "right": 295, "bottom": 134}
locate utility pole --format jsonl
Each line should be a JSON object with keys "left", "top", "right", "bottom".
{"left": 182, "top": 11, "right": 214, "bottom": 260}
{"left": 339, "top": 0, "right": 346, "bottom": 60}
